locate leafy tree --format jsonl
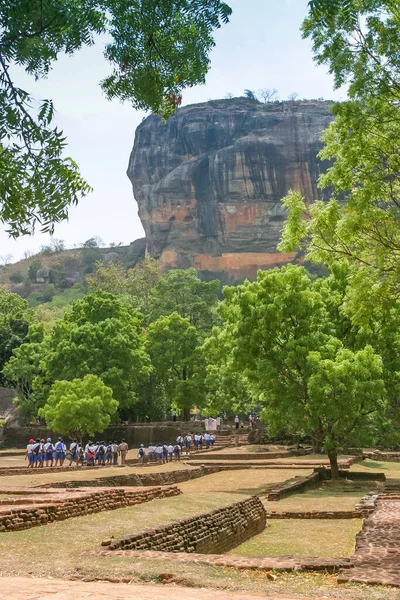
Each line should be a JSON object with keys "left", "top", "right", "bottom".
{"left": 131, "top": 373, "right": 167, "bottom": 422}
{"left": 305, "top": 346, "right": 387, "bottom": 477}
{"left": 39, "top": 375, "right": 118, "bottom": 442}
{"left": 146, "top": 312, "right": 205, "bottom": 420}
{"left": 81, "top": 247, "right": 102, "bottom": 274}
{"left": 82, "top": 236, "right": 104, "bottom": 248}
{"left": 148, "top": 268, "right": 220, "bottom": 334}
{"left": 3, "top": 324, "right": 48, "bottom": 420}
{"left": 243, "top": 89, "right": 258, "bottom": 101}
{"left": 44, "top": 292, "right": 151, "bottom": 412}
{"left": 280, "top": 2, "right": 400, "bottom": 326}
{"left": 86, "top": 261, "right": 128, "bottom": 295}
{"left": 0, "top": 288, "right": 33, "bottom": 385}
{"left": 0, "top": 0, "right": 231, "bottom": 236}
{"left": 216, "top": 265, "right": 389, "bottom": 476}
{"left": 86, "top": 256, "right": 161, "bottom": 313}
{"left": 9, "top": 272, "right": 23, "bottom": 284}
{"left": 28, "top": 260, "right": 42, "bottom": 283}
{"left": 203, "top": 307, "right": 252, "bottom": 416}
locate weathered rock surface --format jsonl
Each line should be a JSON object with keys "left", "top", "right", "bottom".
{"left": 128, "top": 98, "right": 334, "bottom": 281}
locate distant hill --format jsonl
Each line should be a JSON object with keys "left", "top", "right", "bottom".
{"left": 0, "top": 238, "right": 146, "bottom": 304}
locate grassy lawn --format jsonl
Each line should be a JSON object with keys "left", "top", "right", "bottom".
{"left": 230, "top": 519, "right": 362, "bottom": 558}
{"left": 265, "top": 486, "right": 365, "bottom": 512}
{"left": 179, "top": 468, "right": 312, "bottom": 496}
{"left": 0, "top": 461, "right": 196, "bottom": 489}
{"left": 351, "top": 460, "right": 400, "bottom": 480}
{"left": 0, "top": 491, "right": 244, "bottom": 577}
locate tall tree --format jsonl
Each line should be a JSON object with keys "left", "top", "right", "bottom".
{"left": 280, "top": 1, "right": 400, "bottom": 326}
{"left": 2, "top": 324, "right": 47, "bottom": 420}
{"left": 0, "top": 0, "right": 231, "bottom": 236}
{"left": 215, "top": 265, "right": 389, "bottom": 476}
{"left": 44, "top": 291, "right": 151, "bottom": 414}
{"left": 0, "top": 288, "right": 33, "bottom": 385}
{"left": 86, "top": 256, "right": 161, "bottom": 313}
{"left": 146, "top": 312, "right": 205, "bottom": 420}
{"left": 39, "top": 375, "right": 118, "bottom": 442}
{"left": 148, "top": 268, "right": 220, "bottom": 334}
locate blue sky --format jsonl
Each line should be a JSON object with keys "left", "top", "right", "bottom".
{"left": 0, "top": 0, "right": 346, "bottom": 261}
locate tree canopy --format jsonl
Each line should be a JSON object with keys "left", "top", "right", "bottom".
{"left": 86, "top": 256, "right": 161, "bottom": 312}
{"left": 0, "top": 0, "right": 231, "bottom": 236}
{"left": 147, "top": 268, "right": 220, "bottom": 335}
{"left": 146, "top": 312, "right": 205, "bottom": 419}
{"left": 280, "top": 1, "right": 400, "bottom": 327}
{"left": 212, "top": 265, "right": 390, "bottom": 476}
{"left": 45, "top": 291, "right": 151, "bottom": 412}
{"left": 39, "top": 374, "right": 118, "bottom": 441}
{"left": 0, "top": 288, "right": 33, "bottom": 386}
{"left": 4, "top": 291, "right": 151, "bottom": 420}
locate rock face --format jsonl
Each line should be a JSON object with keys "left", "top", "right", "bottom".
{"left": 127, "top": 98, "right": 334, "bottom": 281}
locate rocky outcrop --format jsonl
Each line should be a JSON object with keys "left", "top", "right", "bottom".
{"left": 128, "top": 98, "right": 334, "bottom": 281}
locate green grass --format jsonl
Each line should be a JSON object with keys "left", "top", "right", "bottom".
{"left": 230, "top": 519, "right": 362, "bottom": 558}
{"left": 361, "top": 460, "right": 400, "bottom": 471}
{"left": 0, "top": 491, "right": 242, "bottom": 578}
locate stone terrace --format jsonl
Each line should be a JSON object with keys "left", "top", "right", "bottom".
{"left": 0, "top": 485, "right": 180, "bottom": 531}
{"left": 338, "top": 494, "right": 400, "bottom": 587}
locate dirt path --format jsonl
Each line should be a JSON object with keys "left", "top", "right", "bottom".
{"left": 0, "top": 577, "right": 313, "bottom": 600}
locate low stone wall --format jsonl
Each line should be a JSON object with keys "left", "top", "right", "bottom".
{"left": 265, "top": 509, "right": 367, "bottom": 519}
{"left": 318, "top": 469, "right": 386, "bottom": 482}
{"left": 267, "top": 466, "right": 386, "bottom": 502}
{"left": 42, "top": 466, "right": 221, "bottom": 488}
{"left": 267, "top": 472, "right": 322, "bottom": 501}
{"left": 0, "top": 485, "right": 180, "bottom": 532}
{"left": 0, "top": 465, "right": 102, "bottom": 477}
{"left": 364, "top": 451, "right": 400, "bottom": 463}
{"left": 189, "top": 451, "right": 297, "bottom": 461}
{"left": 104, "top": 496, "right": 266, "bottom": 554}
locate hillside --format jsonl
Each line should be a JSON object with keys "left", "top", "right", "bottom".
{"left": 0, "top": 238, "right": 146, "bottom": 304}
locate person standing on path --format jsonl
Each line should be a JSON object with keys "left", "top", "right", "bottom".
{"left": 25, "top": 438, "right": 34, "bottom": 468}
{"left": 118, "top": 439, "right": 128, "bottom": 465}
{"left": 234, "top": 415, "right": 239, "bottom": 430}
{"left": 43, "top": 438, "right": 54, "bottom": 467}
{"left": 172, "top": 409, "right": 177, "bottom": 422}
{"left": 54, "top": 437, "right": 66, "bottom": 467}
{"left": 112, "top": 441, "right": 119, "bottom": 465}
{"left": 184, "top": 433, "right": 192, "bottom": 454}
{"left": 69, "top": 439, "right": 78, "bottom": 466}
{"left": 138, "top": 444, "right": 145, "bottom": 464}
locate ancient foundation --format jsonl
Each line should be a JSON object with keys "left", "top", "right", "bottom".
{"left": 104, "top": 496, "right": 266, "bottom": 554}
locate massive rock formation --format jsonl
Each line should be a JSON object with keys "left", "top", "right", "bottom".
{"left": 127, "top": 98, "right": 334, "bottom": 281}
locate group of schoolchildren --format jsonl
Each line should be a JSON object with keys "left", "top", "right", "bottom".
{"left": 139, "top": 432, "right": 215, "bottom": 464}
{"left": 25, "top": 437, "right": 129, "bottom": 468}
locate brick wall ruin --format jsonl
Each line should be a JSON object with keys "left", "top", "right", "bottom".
{"left": 0, "top": 486, "right": 180, "bottom": 532}
{"left": 105, "top": 496, "right": 266, "bottom": 554}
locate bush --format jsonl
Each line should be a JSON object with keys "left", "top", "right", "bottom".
{"left": 9, "top": 272, "right": 23, "bottom": 284}
{"left": 28, "top": 285, "right": 56, "bottom": 306}
{"left": 28, "top": 260, "right": 42, "bottom": 282}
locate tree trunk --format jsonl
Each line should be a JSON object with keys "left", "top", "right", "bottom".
{"left": 327, "top": 449, "right": 340, "bottom": 480}
{"left": 312, "top": 420, "right": 323, "bottom": 453}
{"left": 312, "top": 436, "right": 322, "bottom": 453}
{"left": 183, "top": 408, "right": 190, "bottom": 422}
